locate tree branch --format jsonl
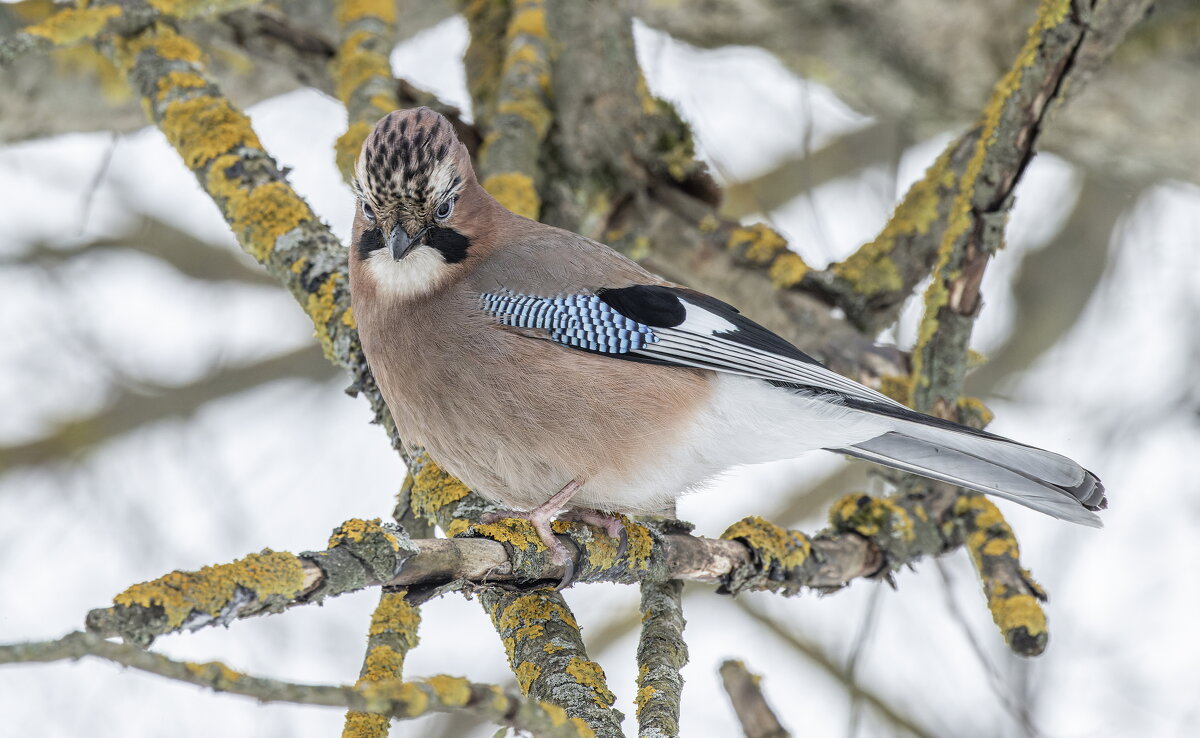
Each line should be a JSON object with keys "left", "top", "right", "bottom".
{"left": 9, "top": 215, "right": 277, "bottom": 286}
{"left": 0, "top": 344, "right": 335, "bottom": 474}
{"left": 718, "top": 659, "right": 790, "bottom": 738}
{"left": 735, "top": 604, "right": 937, "bottom": 738}
{"left": 635, "top": 579, "right": 687, "bottom": 738}
{"left": 341, "top": 589, "right": 423, "bottom": 738}
{"left": 0, "top": 631, "right": 596, "bottom": 738}
{"left": 331, "top": 0, "right": 401, "bottom": 183}
{"left": 477, "top": 0, "right": 554, "bottom": 219}
{"left": 85, "top": 488, "right": 1049, "bottom": 655}
{"left": 482, "top": 589, "right": 626, "bottom": 737}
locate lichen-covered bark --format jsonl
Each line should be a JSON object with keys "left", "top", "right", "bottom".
{"left": 341, "top": 589, "right": 422, "bottom": 738}
{"left": 331, "top": 0, "right": 400, "bottom": 182}
{"left": 635, "top": 580, "right": 687, "bottom": 738}
{"left": 460, "top": 0, "right": 510, "bottom": 130}
{"left": 85, "top": 500, "right": 1051, "bottom": 657}
{"left": 482, "top": 589, "right": 625, "bottom": 738}
{"left": 1, "top": 632, "right": 597, "bottom": 738}
{"left": 477, "top": 0, "right": 553, "bottom": 219}
{"left": 909, "top": 0, "right": 1098, "bottom": 417}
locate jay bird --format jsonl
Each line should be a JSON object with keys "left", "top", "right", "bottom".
{"left": 348, "top": 108, "right": 1105, "bottom": 565}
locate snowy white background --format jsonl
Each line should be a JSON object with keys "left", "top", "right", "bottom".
{"left": 2, "top": 15, "right": 1198, "bottom": 738}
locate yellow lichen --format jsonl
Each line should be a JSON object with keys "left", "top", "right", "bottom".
{"left": 328, "top": 516, "right": 397, "bottom": 548}
{"left": 119, "top": 24, "right": 205, "bottom": 67}
{"left": 24, "top": 5, "right": 120, "bottom": 45}
{"left": 444, "top": 518, "right": 471, "bottom": 538}
{"left": 336, "top": 121, "right": 374, "bottom": 182}
{"left": 769, "top": 251, "right": 810, "bottom": 288}
{"left": 497, "top": 593, "right": 578, "bottom": 632}
{"left": 341, "top": 711, "right": 387, "bottom": 738}
{"left": 332, "top": 31, "right": 392, "bottom": 104}
{"left": 305, "top": 275, "right": 344, "bottom": 358}
{"left": 957, "top": 396, "right": 995, "bottom": 426}
{"left": 514, "top": 660, "right": 541, "bottom": 693}
{"left": 409, "top": 458, "right": 471, "bottom": 518}
{"left": 489, "top": 684, "right": 510, "bottom": 714}
{"left": 426, "top": 675, "right": 471, "bottom": 707}
{"left": 515, "top": 623, "right": 545, "bottom": 641}
{"left": 954, "top": 495, "right": 1006, "bottom": 530}
{"left": 482, "top": 172, "right": 540, "bottom": 220}
{"left": 990, "top": 593, "right": 1047, "bottom": 637}
{"left": 11, "top": 0, "right": 55, "bottom": 23}
{"left": 162, "top": 96, "right": 261, "bottom": 169}
{"left": 473, "top": 518, "right": 546, "bottom": 551}
{"left": 721, "top": 516, "right": 811, "bottom": 570}
{"left": 982, "top": 537, "right": 1019, "bottom": 558}
{"left": 834, "top": 149, "right": 953, "bottom": 297}
{"left": 496, "top": 95, "right": 553, "bottom": 138}
{"left": 334, "top": 0, "right": 397, "bottom": 26}
{"left": 914, "top": 0, "right": 1070, "bottom": 387}
{"left": 565, "top": 657, "right": 615, "bottom": 708}
{"left": 369, "top": 591, "right": 420, "bottom": 646}
{"left": 727, "top": 223, "right": 787, "bottom": 265}
{"left": 876, "top": 373, "right": 914, "bottom": 405}
{"left": 623, "top": 519, "right": 653, "bottom": 570}
{"left": 635, "top": 685, "right": 658, "bottom": 716}
{"left": 360, "top": 644, "right": 404, "bottom": 682}
{"left": 113, "top": 550, "right": 305, "bottom": 630}
{"left": 576, "top": 525, "right": 623, "bottom": 571}
{"left": 829, "top": 495, "right": 916, "bottom": 542}
{"left": 184, "top": 660, "right": 241, "bottom": 686}
{"left": 155, "top": 70, "right": 208, "bottom": 102}
{"left": 507, "top": 1, "right": 546, "bottom": 40}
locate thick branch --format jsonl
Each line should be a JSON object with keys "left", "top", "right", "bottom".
{"left": 482, "top": 589, "right": 626, "bottom": 737}
{"left": 86, "top": 489, "right": 1047, "bottom": 657}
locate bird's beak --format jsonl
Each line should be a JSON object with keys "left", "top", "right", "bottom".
{"left": 388, "top": 224, "right": 417, "bottom": 261}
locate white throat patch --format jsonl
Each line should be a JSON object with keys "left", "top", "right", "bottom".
{"left": 366, "top": 245, "right": 450, "bottom": 300}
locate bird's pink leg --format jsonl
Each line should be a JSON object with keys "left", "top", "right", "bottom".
{"left": 482, "top": 479, "right": 582, "bottom": 568}
{"left": 558, "top": 508, "right": 628, "bottom": 559}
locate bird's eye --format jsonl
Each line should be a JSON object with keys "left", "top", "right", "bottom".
{"left": 361, "top": 201, "right": 376, "bottom": 222}
{"left": 434, "top": 199, "right": 454, "bottom": 221}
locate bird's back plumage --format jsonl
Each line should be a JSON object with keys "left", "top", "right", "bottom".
{"left": 348, "top": 107, "right": 1106, "bottom": 529}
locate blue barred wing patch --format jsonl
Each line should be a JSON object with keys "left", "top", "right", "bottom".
{"left": 480, "top": 292, "right": 659, "bottom": 354}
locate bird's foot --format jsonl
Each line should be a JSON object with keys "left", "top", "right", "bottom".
{"left": 559, "top": 508, "right": 628, "bottom": 560}
{"left": 481, "top": 479, "right": 583, "bottom": 588}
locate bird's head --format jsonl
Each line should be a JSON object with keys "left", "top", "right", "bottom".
{"left": 350, "top": 107, "right": 486, "bottom": 299}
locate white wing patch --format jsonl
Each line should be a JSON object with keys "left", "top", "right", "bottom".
{"left": 677, "top": 299, "right": 738, "bottom": 335}
{"left": 633, "top": 300, "right": 907, "bottom": 408}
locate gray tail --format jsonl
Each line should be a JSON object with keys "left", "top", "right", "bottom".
{"left": 833, "top": 403, "right": 1106, "bottom": 527}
